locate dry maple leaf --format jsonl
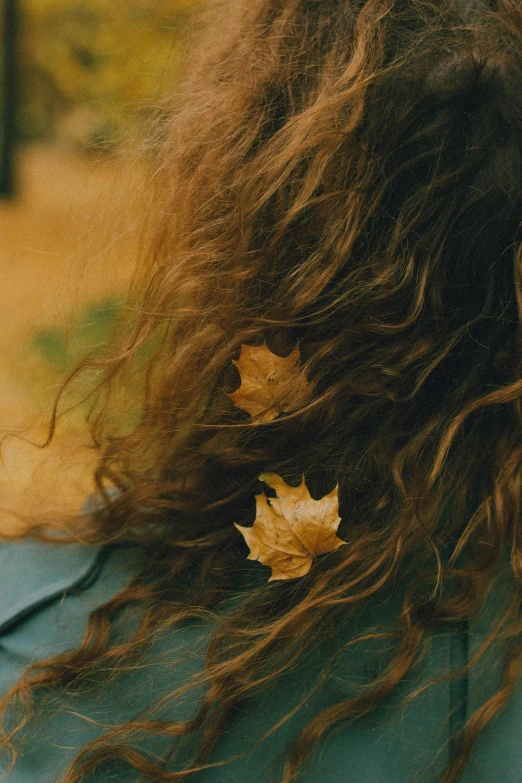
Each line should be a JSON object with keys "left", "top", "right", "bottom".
{"left": 229, "top": 342, "right": 310, "bottom": 423}
{"left": 235, "top": 473, "right": 346, "bottom": 581}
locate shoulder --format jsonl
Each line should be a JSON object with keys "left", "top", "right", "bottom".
{"left": 0, "top": 539, "right": 107, "bottom": 634}
{"left": 0, "top": 536, "right": 210, "bottom": 782}
{"left": 0, "top": 532, "right": 518, "bottom": 783}
{"left": 0, "top": 488, "right": 134, "bottom": 638}
{"left": 0, "top": 537, "right": 143, "bottom": 684}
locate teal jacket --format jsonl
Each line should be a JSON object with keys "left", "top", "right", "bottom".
{"left": 0, "top": 536, "right": 519, "bottom": 782}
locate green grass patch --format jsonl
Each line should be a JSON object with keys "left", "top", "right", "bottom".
{"left": 31, "top": 295, "right": 124, "bottom": 374}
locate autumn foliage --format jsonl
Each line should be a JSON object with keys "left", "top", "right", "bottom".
{"left": 230, "top": 342, "right": 311, "bottom": 422}
{"left": 230, "top": 343, "right": 344, "bottom": 580}
{"left": 235, "top": 473, "right": 345, "bottom": 581}
{"left": 21, "top": 0, "right": 203, "bottom": 148}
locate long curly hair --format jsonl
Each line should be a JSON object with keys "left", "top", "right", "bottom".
{"left": 3, "top": 0, "right": 522, "bottom": 781}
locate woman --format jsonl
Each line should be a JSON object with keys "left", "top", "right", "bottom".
{"left": 1, "top": 0, "right": 521, "bottom": 781}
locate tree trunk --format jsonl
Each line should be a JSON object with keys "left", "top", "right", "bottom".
{"left": 0, "top": 0, "right": 18, "bottom": 199}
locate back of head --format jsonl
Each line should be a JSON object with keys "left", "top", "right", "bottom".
{"left": 128, "top": 0, "right": 522, "bottom": 565}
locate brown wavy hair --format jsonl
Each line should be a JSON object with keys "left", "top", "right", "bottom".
{"left": 3, "top": 0, "right": 522, "bottom": 780}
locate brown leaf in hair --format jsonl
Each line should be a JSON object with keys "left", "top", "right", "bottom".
{"left": 229, "top": 342, "right": 310, "bottom": 423}
{"left": 235, "top": 473, "right": 346, "bottom": 581}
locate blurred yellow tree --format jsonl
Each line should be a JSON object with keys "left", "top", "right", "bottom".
{"left": 20, "top": 0, "right": 202, "bottom": 149}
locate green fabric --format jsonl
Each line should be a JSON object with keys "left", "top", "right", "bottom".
{"left": 0, "top": 537, "right": 517, "bottom": 782}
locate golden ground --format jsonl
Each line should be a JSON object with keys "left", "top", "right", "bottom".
{"left": 0, "top": 145, "right": 140, "bottom": 532}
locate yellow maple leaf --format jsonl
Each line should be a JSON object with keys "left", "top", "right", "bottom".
{"left": 229, "top": 342, "right": 310, "bottom": 423}
{"left": 235, "top": 473, "right": 346, "bottom": 581}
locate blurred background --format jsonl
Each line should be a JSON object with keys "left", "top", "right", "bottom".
{"left": 0, "top": 0, "right": 201, "bottom": 528}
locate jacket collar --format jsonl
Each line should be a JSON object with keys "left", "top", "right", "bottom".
{"left": 0, "top": 539, "right": 106, "bottom": 635}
